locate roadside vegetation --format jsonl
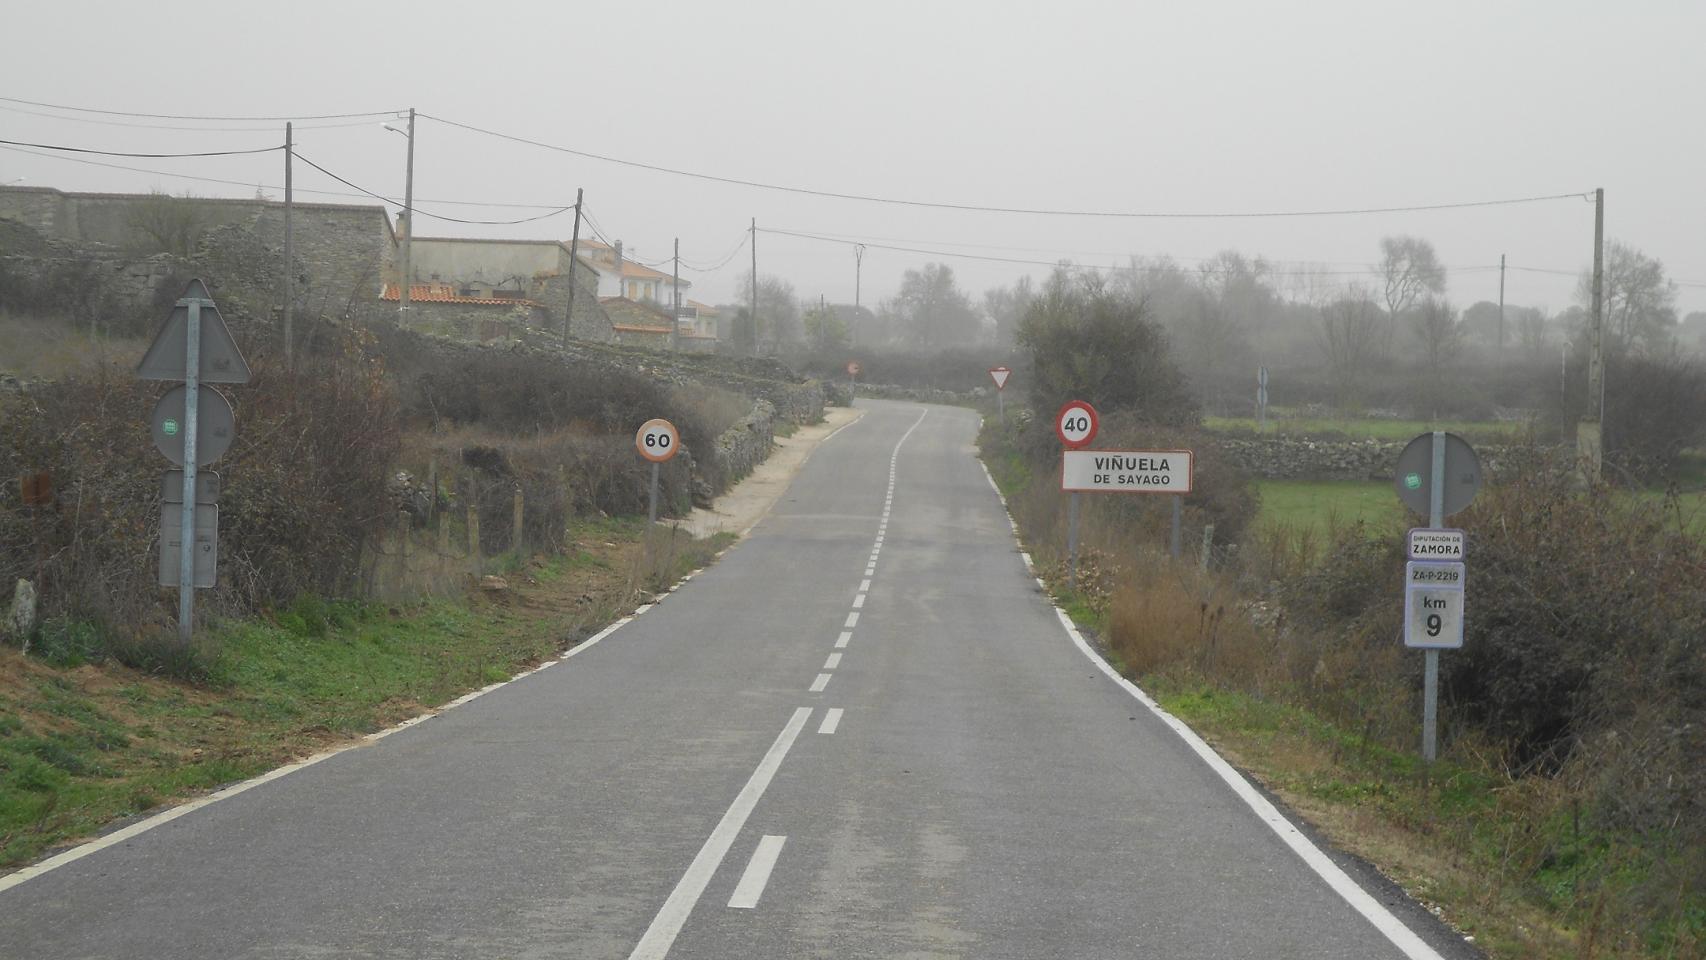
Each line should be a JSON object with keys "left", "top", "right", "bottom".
{"left": 983, "top": 268, "right": 1705, "bottom": 958}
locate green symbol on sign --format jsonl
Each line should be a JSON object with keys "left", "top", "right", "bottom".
{"left": 1404, "top": 472, "right": 1422, "bottom": 490}
{"left": 163, "top": 419, "right": 180, "bottom": 437}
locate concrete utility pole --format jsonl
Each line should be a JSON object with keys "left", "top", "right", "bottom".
{"left": 564, "top": 187, "right": 583, "bottom": 349}
{"left": 388, "top": 108, "right": 417, "bottom": 322}
{"left": 1496, "top": 253, "right": 1505, "bottom": 358}
{"left": 853, "top": 243, "right": 865, "bottom": 346}
{"left": 1580, "top": 187, "right": 1605, "bottom": 482}
{"left": 671, "top": 238, "right": 681, "bottom": 352}
{"left": 283, "top": 121, "right": 294, "bottom": 367}
{"left": 757, "top": 218, "right": 764, "bottom": 356}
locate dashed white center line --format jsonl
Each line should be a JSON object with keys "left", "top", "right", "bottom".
{"left": 844, "top": 611, "right": 859, "bottom": 628}
{"left": 818, "top": 708, "right": 843, "bottom": 735}
{"left": 627, "top": 709, "right": 811, "bottom": 959}
{"left": 824, "top": 652, "right": 842, "bottom": 670}
{"left": 859, "top": 579, "right": 871, "bottom": 592}
{"left": 865, "top": 566, "right": 876, "bottom": 576}
{"left": 809, "top": 673, "right": 831, "bottom": 693}
{"left": 851, "top": 593, "right": 865, "bottom": 609}
{"left": 727, "top": 835, "right": 787, "bottom": 909}
{"left": 835, "top": 631, "right": 851, "bottom": 648}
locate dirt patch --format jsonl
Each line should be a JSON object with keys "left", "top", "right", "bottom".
{"left": 679, "top": 405, "right": 865, "bottom": 538}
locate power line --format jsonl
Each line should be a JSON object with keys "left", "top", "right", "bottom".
{"left": 0, "top": 95, "right": 403, "bottom": 122}
{"left": 420, "top": 112, "right": 1588, "bottom": 220}
{"left": 291, "top": 151, "right": 574, "bottom": 225}
{"left": 756, "top": 226, "right": 1500, "bottom": 278}
{"left": 0, "top": 103, "right": 382, "bottom": 133}
{"left": 0, "top": 137, "right": 282, "bottom": 158}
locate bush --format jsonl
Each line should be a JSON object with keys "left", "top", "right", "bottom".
{"left": 1548, "top": 349, "right": 1706, "bottom": 481}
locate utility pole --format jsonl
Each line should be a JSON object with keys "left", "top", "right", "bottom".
{"left": 671, "top": 237, "right": 681, "bottom": 352}
{"left": 853, "top": 243, "right": 865, "bottom": 346}
{"left": 283, "top": 121, "right": 294, "bottom": 367}
{"left": 563, "top": 187, "right": 582, "bottom": 349}
{"left": 1496, "top": 253, "right": 1505, "bottom": 359}
{"left": 398, "top": 108, "right": 416, "bottom": 322}
{"left": 1580, "top": 187, "right": 1605, "bottom": 482}
{"left": 757, "top": 218, "right": 764, "bottom": 356}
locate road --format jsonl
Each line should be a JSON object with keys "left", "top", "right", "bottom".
{"left": 0, "top": 400, "right": 1471, "bottom": 959}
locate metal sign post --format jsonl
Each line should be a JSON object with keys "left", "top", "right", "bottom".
{"left": 636, "top": 418, "right": 681, "bottom": 527}
{"left": 988, "top": 366, "right": 1012, "bottom": 427}
{"left": 1055, "top": 401, "right": 1098, "bottom": 591}
{"left": 137, "top": 279, "right": 249, "bottom": 646}
{"left": 1257, "top": 366, "right": 1270, "bottom": 432}
{"left": 176, "top": 299, "right": 201, "bottom": 645}
{"left": 1393, "top": 430, "right": 1481, "bottom": 763}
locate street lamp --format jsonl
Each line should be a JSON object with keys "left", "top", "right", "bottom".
{"left": 380, "top": 110, "right": 416, "bottom": 320}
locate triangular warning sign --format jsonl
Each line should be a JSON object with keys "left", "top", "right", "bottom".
{"left": 989, "top": 366, "right": 1011, "bottom": 390}
{"left": 136, "top": 279, "right": 252, "bottom": 384}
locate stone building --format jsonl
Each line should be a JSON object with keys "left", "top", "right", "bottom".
{"left": 404, "top": 236, "right": 612, "bottom": 342}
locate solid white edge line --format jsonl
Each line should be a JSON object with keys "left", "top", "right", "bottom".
{"left": 727, "top": 835, "right": 788, "bottom": 909}
{"left": 809, "top": 673, "right": 832, "bottom": 693}
{"left": 818, "top": 708, "right": 843, "bottom": 735}
{"left": 628, "top": 709, "right": 812, "bottom": 959}
{"left": 976, "top": 446, "right": 1442, "bottom": 958}
{"left": 1048, "top": 610, "right": 1445, "bottom": 960}
{"left": 824, "top": 653, "right": 842, "bottom": 670}
{"left": 0, "top": 611, "right": 640, "bottom": 895}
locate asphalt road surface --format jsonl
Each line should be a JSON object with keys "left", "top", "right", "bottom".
{"left": 0, "top": 400, "right": 1474, "bottom": 959}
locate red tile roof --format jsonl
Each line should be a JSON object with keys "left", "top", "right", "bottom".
{"left": 381, "top": 282, "right": 541, "bottom": 307}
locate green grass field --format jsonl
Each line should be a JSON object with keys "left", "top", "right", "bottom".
{"left": 1255, "top": 480, "right": 1406, "bottom": 537}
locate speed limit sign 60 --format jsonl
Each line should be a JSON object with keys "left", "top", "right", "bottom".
{"left": 636, "top": 418, "right": 680, "bottom": 463}
{"left": 1055, "top": 400, "right": 1099, "bottom": 448}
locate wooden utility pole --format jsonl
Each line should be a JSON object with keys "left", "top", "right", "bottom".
{"left": 853, "top": 243, "right": 865, "bottom": 346}
{"left": 564, "top": 187, "right": 583, "bottom": 349}
{"left": 1580, "top": 187, "right": 1606, "bottom": 482}
{"left": 672, "top": 237, "right": 681, "bottom": 352}
{"left": 398, "top": 107, "right": 416, "bottom": 323}
{"left": 283, "top": 121, "right": 294, "bottom": 367}
{"left": 757, "top": 218, "right": 764, "bottom": 356}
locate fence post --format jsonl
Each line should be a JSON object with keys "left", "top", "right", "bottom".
{"left": 512, "top": 486, "right": 525, "bottom": 559}
{"left": 467, "top": 476, "right": 482, "bottom": 576}
{"left": 1199, "top": 523, "right": 1215, "bottom": 572}
{"left": 426, "top": 453, "right": 438, "bottom": 527}
{"left": 437, "top": 511, "right": 450, "bottom": 555}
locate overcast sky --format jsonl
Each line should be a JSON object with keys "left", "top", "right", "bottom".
{"left": 3, "top": 0, "right": 1702, "bottom": 318}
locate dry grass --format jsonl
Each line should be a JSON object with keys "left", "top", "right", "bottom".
{"left": 0, "top": 313, "right": 148, "bottom": 380}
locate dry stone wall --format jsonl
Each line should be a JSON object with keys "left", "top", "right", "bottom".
{"left": 1216, "top": 435, "right": 1530, "bottom": 481}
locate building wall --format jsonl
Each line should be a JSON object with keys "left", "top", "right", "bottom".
{"left": 409, "top": 239, "right": 561, "bottom": 286}
{"left": 0, "top": 185, "right": 394, "bottom": 318}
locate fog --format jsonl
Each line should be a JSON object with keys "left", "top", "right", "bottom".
{"left": 2, "top": 0, "right": 1702, "bottom": 315}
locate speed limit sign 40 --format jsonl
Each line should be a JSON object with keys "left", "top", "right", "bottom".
{"left": 636, "top": 419, "right": 680, "bottom": 463}
{"left": 1055, "top": 400, "right": 1099, "bottom": 448}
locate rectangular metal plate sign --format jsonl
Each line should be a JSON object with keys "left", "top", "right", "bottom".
{"left": 1062, "top": 450, "right": 1193, "bottom": 493}
{"left": 1404, "top": 560, "right": 1465, "bottom": 649}
{"left": 1407, "top": 527, "right": 1465, "bottom": 561}
{"left": 159, "top": 503, "right": 218, "bottom": 589}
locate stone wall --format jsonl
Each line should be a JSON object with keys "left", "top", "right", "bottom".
{"left": 1216, "top": 435, "right": 1531, "bottom": 481}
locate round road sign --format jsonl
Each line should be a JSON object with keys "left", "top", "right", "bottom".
{"left": 150, "top": 384, "right": 236, "bottom": 467}
{"left": 1054, "top": 400, "right": 1099, "bottom": 448}
{"left": 1393, "top": 432, "right": 1481, "bottom": 518}
{"left": 847, "top": 360, "right": 862, "bottom": 378}
{"left": 635, "top": 418, "right": 681, "bottom": 463}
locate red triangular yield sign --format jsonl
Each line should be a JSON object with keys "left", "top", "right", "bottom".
{"left": 136, "top": 279, "right": 252, "bottom": 384}
{"left": 989, "top": 366, "right": 1011, "bottom": 390}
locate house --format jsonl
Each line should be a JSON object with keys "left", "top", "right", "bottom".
{"left": 573, "top": 238, "right": 718, "bottom": 350}
{"left": 404, "top": 236, "right": 613, "bottom": 341}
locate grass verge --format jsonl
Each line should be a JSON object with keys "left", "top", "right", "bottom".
{"left": 0, "top": 518, "right": 735, "bottom": 870}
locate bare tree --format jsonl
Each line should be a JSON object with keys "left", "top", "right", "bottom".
{"left": 125, "top": 191, "right": 207, "bottom": 258}
{"left": 1376, "top": 235, "right": 1446, "bottom": 353}
{"left": 1411, "top": 297, "right": 1463, "bottom": 372}
{"left": 896, "top": 263, "right": 979, "bottom": 349}
{"left": 1318, "top": 284, "right": 1382, "bottom": 409}
{"left": 1575, "top": 240, "right": 1679, "bottom": 355}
